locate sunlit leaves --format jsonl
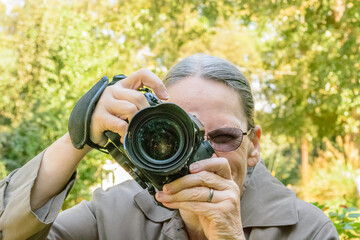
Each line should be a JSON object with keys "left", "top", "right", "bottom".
{"left": 0, "top": 0, "right": 243, "bottom": 209}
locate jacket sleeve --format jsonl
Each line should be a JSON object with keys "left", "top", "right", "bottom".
{"left": 0, "top": 150, "right": 76, "bottom": 240}
{"left": 314, "top": 221, "right": 340, "bottom": 240}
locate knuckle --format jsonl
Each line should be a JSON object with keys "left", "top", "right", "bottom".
{"left": 108, "top": 86, "right": 121, "bottom": 99}
{"left": 103, "top": 86, "right": 111, "bottom": 94}
{"left": 108, "top": 85, "right": 126, "bottom": 98}
{"left": 117, "top": 120, "right": 127, "bottom": 131}
{"left": 125, "top": 103, "right": 138, "bottom": 114}
{"left": 233, "top": 181, "right": 240, "bottom": 191}
{"left": 228, "top": 191, "right": 239, "bottom": 205}
{"left": 221, "top": 202, "right": 235, "bottom": 213}
{"left": 201, "top": 188, "right": 210, "bottom": 200}
{"left": 226, "top": 184, "right": 240, "bottom": 204}
{"left": 133, "top": 91, "right": 147, "bottom": 105}
{"left": 189, "top": 187, "right": 204, "bottom": 200}
{"left": 176, "top": 190, "right": 188, "bottom": 202}
{"left": 218, "top": 157, "right": 229, "bottom": 165}
{"left": 137, "top": 68, "right": 149, "bottom": 76}
{"left": 172, "top": 193, "right": 180, "bottom": 202}
{"left": 98, "top": 91, "right": 111, "bottom": 105}
{"left": 109, "top": 117, "right": 126, "bottom": 131}
{"left": 226, "top": 180, "right": 239, "bottom": 191}
{"left": 197, "top": 172, "right": 211, "bottom": 185}
{"left": 106, "top": 85, "right": 116, "bottom": 95}
{"left": 230, "top": 180, "right": 240, "bottom": 191}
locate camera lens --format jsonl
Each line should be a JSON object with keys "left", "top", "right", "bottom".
{"left": 125, "top": 103, "right": 195, "bottom": 175}
{"left": 138, "top": 118, "right": 182, "bottom": 160}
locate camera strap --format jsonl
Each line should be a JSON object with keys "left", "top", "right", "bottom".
{"left": 68, "top": 74, "right": 127, "bottom": 151}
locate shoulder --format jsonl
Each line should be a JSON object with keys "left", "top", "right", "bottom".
{"left": 295, "top": 198, "right": 329, "bottom": 223}
{"left": 88, "top": 180, "right": 151, "bottom": 230}
{"left": 243, "top": 161, "right": 338, "bottom": 239}
{"left": 293, "top": 198, "right": 339, "bottom": 239}
{"left": 91, "top": 179, "right": 143, "bottom": 205}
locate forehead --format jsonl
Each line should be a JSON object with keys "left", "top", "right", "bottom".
{"left": 166, "top": 76, "right": 248, "bottom": 131}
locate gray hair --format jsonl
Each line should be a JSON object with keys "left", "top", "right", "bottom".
{"left": 163, "top": 54, "right": 255, "bottom": 130}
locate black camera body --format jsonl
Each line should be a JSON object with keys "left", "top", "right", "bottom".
{"left": 105, "top": 91, "right": 214, "bottom": 196}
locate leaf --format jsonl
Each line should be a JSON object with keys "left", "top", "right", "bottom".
{"left": 343, "top": 223, "right": 354, "bottom": 230}
{"left": 339, "top": 213, "right": 346, "bottom": 220}
{"left": 329, "top": 212, "right": 338, "bottom": 217}
{"left": 348, "top": 213, "right": 360, "bottom": 219}
{"left": 347, "top": 207, "right": 359, "bottom": 212}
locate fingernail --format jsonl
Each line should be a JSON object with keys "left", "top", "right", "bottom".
{"left": 161, "top": 90, "right": 169, "bottom": 99}
{"left": 163, "top": 184, "right": 170, "bottom": 192}
{"left": 190, "top": 163, "right": 199, "bottom": 172}
{"left": 156, "top": 191, "right": 164, "bottom": 199}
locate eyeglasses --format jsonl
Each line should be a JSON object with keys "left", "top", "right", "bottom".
{"left": 205, "top": 127, "right": 253, "bottom": 152}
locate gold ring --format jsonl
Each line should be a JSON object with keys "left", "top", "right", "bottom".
{"left": 207, "top": 188, "right": 214, "bottom": 202}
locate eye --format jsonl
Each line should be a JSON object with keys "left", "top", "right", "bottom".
{"left": 207, "top": 128, "right": 242, "bottom": 144}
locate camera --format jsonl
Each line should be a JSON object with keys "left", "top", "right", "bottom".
{"left": 105, "top": 90, "right": 214, "bottom": 196}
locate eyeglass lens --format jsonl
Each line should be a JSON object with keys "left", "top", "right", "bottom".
{"left": 206, "top": 127, "right": 245, "bottom": 152}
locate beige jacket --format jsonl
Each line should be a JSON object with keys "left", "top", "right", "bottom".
{"left": 0, "top": 150, "right": 339, "bottom": 240}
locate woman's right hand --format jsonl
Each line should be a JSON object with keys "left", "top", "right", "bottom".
{"left": 90, "top": 69, "right": 169, "bottom": 146}
{"left": 28, "top": 70, "right": 167, "bottom": 211}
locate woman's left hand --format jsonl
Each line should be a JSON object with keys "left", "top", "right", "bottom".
{"left": 155, "top": 157, "right": 245, "bottom": 240}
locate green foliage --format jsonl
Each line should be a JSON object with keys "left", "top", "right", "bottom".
{"left": 296, "top": 136, "right": 360, "bottom": 208}
{"left": 303, "top": 160, "right": 359, "bottom": 207}
{"left": 261, "top": 134, "right": 301, "bottom": 185}
{"left": 0, "top": 160, "right": 6, "bottom": 180}
{"left": 255, "top": 0, "right": 360, "bottom": 141}
{"left": 314, "top": 202, "right": 360, "bottom": 239}
{"left": 250, "top": 0, "right": 360, "bottom": 210}
{"left": 0, "top": 0, "right": 247, "bottom": 208}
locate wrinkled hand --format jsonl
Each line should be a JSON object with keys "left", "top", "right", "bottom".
{"left": 155, "top": 158, "right": 245, "bottom": 240}
{"left": 89, "top": 69, "right": 169, "bottom": 146}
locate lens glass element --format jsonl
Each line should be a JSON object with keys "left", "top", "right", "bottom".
{"left": 139, "top": 118, "right": 181, "bottom": 160}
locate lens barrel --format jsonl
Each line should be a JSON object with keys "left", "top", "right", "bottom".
{"left": 124, "top": 103, "right": 196, "bottom": 176}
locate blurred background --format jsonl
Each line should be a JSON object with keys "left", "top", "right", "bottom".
{"left": 0, "top": 0, "right": 359, "bottom": 238}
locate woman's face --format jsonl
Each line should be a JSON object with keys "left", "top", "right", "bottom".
{"left": 166, "top": 76, "right": 257, "bottom": 190}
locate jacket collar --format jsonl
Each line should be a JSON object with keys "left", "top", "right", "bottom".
{"left": 241, "top": 160, "right": 299, "bottom": 228}
{"left": 134, "top": 190, "right": 188, "bottom": 239}
{"left": 134, "top": 189, "right": 175, "bottom": 223}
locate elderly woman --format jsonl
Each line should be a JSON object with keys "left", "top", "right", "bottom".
{"left": 0, "top": 54, "right": 338, "bottom": 239}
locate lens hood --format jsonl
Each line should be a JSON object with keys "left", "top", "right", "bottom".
{"left": 124, "top": 103, "right": 195, "bottom": 176}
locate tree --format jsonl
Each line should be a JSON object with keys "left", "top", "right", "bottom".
{"left": 0, "top": 0, "right": 248, "bottom": 208}
{"left": 250, "top": 0, "right": 360, "bottom": 183}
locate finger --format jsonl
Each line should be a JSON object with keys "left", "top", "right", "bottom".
{"left": 163, "top": 171, "right": 237, "bottom": 194}
{"left": 105, "top": 98, "right": 139, "bottom": 122}
{"left": 118, "top": 69, "right": 169, "bottom": 100}
{"left": 101, "top": 114, "right": 128, "bottom": 139}
{"left": 189, "top": 157, "right": 232, "bottom": 180}
{"left": 156, "top": 187, "right": 231, "bottom": 203}
{"left": 109, "top": 87, "right": 150, "bottom": 110}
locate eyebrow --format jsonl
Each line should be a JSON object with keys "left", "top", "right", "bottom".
{"left": 207, "top": 122, "right": 243, "bottom": 133}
